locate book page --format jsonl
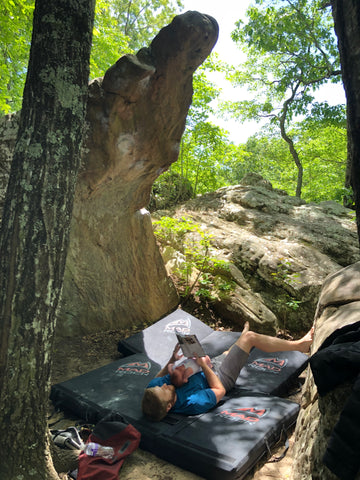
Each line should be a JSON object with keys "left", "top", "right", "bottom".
{"left": 176, "top": 333, "right": 205, "bottom": 358}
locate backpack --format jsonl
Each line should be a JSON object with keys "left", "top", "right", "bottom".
{"left": 77, "top": 413, "right": 141, "bottom": 480}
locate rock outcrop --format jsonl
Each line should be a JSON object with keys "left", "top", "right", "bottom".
{"left": 292, "top": 262, "right": 360, "bottom": 480}
{"left": 0, "top": 11, "right": 219, "bottom": 337}
{"left": 160, "top": 173, "right": 359, "bottom": 335}
{"left": 59, "top": 11, "right": 219, "bottom": 337}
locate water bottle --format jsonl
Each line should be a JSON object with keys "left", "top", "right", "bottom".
{"left": 83, "top": 442, "right": 114, "bottom": 459}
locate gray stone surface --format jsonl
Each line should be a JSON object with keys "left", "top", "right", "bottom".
{"left": 292, "top": 262, "right": 360, "bottom": 480}
{"left": 161, "top": 175, "right": 359, "bottom": 335}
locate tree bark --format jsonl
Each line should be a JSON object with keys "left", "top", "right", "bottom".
{"left": 279, "top": 90, "right": 303, "bottom": 198}
{"left": 0, "top": 0, "right": 95, "bottom": 478}
{"left": 332, "top": 0, "right": 360, "bottom": 245}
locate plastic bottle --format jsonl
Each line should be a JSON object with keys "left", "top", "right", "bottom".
{"left": 83, "top": 442, "right": 114, "bottom": 459}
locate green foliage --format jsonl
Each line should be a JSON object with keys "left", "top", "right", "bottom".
{"left": 270, "top": 258, "right": 301, "bottom": 285}
{"left": 152, "top": 56, "right": 237, "bottom": 203}
{"left": 308, "top": 102, "right": 346, "bottom": 128}
{"left": 91, "top": 0, "right": 183, "bottom": 78}
{"left": 222, "top": 117, "right": 347, "bottom": 204}
{"left": 149, "top": 171, "right": 193, "bottom": 211}
{"left": 153, "top": 112, "right": 347, "bottom": 206}
{"left": 297, "top": 123, "right": 347, "bottom": 202}
{"left": 0, "top": 0, "right": 349, "bottom": 209}
{"left": 0, "top": 0, "right": 34, "bottom": 114}
{"left": 153, "top": 216, "right": 235, "bottom": 301}
{"left": 230, "top": 0, "right": 340, "bottom": 106}
{"left": 275, "top": 293, "right": 303, "bottom": 331}
{"left": 186, "top": 55, "right": 222, "bottom": 126}
{"left": 225, "top": 0, "right": 343, "bottom": 197}
{"left": 0, "top": 0, "right": 182, "bottom": 114}
{"left": 177, "top": 122, "right": 231, "bottom": 196}
{"left": 153, "top": 215, "right": 199, "bottom": 250}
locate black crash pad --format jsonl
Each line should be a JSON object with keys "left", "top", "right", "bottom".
{"left": 237, "top": 347, "right": 308, "bottom": 395}
{"left": 155, "top": 391, "right": 300, "bottom": 479}
{"left": 117, "top": 309, "right": 308, "bottom": 396}
{"left": 51, "top": 311, "right": 308, "bottom": 479}
{"left": 50, "top": 353, "right": 300, "bottom": 480}
{"left": 117, "top": 309, "right": 241, "bottom": 366}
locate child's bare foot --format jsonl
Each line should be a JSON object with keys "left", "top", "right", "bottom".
{"left": 230, "top": 321, "right": 251, "bottom": 354}
{"left": 242, "top": 321, "right": 250, "bottom": 334}
{"left": 297, "top": 326, "right": 314, "bottom": 353}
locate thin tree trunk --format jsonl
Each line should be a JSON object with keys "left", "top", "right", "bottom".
{"left": 279, "top": 91, "right": 303, "bottom": 198}
{"left": 0, "top": 0, "right": 95, "bottom": 478}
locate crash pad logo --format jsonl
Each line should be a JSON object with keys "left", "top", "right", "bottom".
{"left": 248, "top": 357, "right": 288, "bottom": 374}
{"left": 116, "top": 361, "right": 151, "bottom": 376}
{"left": 218, "top": 407, "right": 268, "bottom": 424}
{"left": 164, "top": 318, "right": 191, "bottom": 334}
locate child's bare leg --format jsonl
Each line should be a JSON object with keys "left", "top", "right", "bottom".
{"left": 236, "top": 322, "right": 314, "bottom": 354}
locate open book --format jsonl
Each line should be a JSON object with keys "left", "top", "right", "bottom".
{"left": 176, "top": 332, "right": 206, "bottom": 358}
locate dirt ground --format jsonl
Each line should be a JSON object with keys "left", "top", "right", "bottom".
{"left": 50, "top": 304, "right": 304, "bottom": 480}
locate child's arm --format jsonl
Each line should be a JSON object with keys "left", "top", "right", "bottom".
{"left": 155, "top": 343, "right": 183, "bottom": 377}
{"left": 194, "top": 354, "right": 225, "bottom": 403}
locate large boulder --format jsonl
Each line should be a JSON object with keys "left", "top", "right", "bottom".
{"left": 292, "top": 262, "right": 360, "bottom": 479}
{"left": 161, "top": 174, "right": 359, "bottom": 335}
{"left": 0, "top": 11, "right": 219, "bottom": 337}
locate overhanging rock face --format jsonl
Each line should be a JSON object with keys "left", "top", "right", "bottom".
{"left": 0, "top": 12, "right": 218, "bottom": 337}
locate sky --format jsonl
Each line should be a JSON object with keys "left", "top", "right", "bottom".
{"left": 180, "top": 0, "right": 255, "bottom": 143}
{"left": 179, "top": 0, "right": 346, "bottom": 144}
{"left": 180, "top": 0, "right": 248, "bottom": 63}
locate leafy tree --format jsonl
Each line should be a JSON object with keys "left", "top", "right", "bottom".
{"left": 91, "top": 0, "right": 183, "bottom": 78}
{"left": 220, "top": 101, "right": 346, "bottom": 203}
{"left": 179, "top": 121, "right": 230, "bottom": 195}
{"left": 299, "top": 103, "right": 347, "bottom": 202}
{"left": 242, "top": 131, "right": 290, "bottom": 184}
{"left": 178, "top": 58, "right": 223, "bottom": 195}
{"left": 0, "top": 0, "right": 95, "bottom": 477}
{"left": 213, "top": 142, "right": 250, "bottom": 186}
{"left": 185, "top": 56, "right": 222, "bottom": 127}
{"left": 300, "top": 124, "right": 347, "bottom": 202}
{"left": 230, "top": 118, "right": 347, "bottom": 203}
{"left": 0, "top": 0, "right": 183, "bottom": 114}
{"left": 0, "top": 0, "right": 34, "bottom": 113}
{"left": 153, "top": 56, "right": 236, "bottom": 201}
{"left": 226, "top": 0, "right": 342, "bottom": 197}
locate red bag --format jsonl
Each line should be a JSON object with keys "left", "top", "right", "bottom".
{"left": 77, "top": 415, "right": 141, "bottom": 480}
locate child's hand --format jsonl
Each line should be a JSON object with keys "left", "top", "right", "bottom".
{"left": 203, "top": 355, "right": 213, "bottom": 368}
{"left": 193, "top": 353, "right": 211, "bottom": 369}
{"left": 170, "top": 343, "right": 183, "bottom": 363}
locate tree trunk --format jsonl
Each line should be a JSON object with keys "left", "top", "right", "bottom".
{"left": 0, "top": 0, "right": 95, "bottom": 478}
{"left": 281, "top": 128, "right": 304, "bottom": 198}
{"left": 279, "top": 87, "right": 303, "bottom": 198}
{"left": 332, "top": 0, "right": 360, "bottom": 245}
